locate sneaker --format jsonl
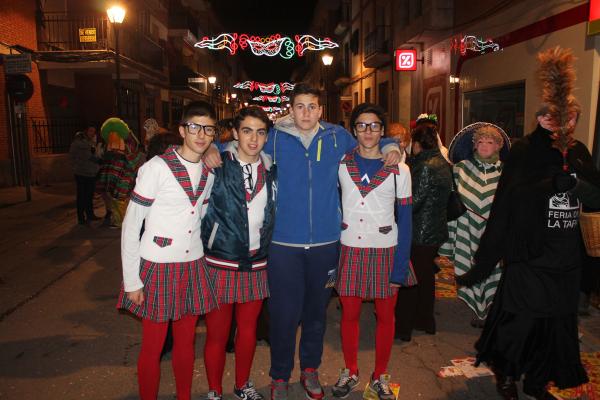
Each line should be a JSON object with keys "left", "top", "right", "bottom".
{"left": 332, "top": 368, "right": 359, "bottom": 398}
{"left": 300, "top": 368, "right": 324, "bottom": 400}
{"left": 235, "top": 381, "right": 264, "bottom": 400}
{"left": 207, "top": 391, "right": 223, "bottom": 400}
{"left": 270, "top": 379, "right": 288, "bottom": 400}
{"left": 365, "top": 374, "right": 395, "bottom": 400}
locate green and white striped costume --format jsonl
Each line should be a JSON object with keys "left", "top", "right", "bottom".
{"left": 439, "top": 158, "right": 503, "bottom": 319}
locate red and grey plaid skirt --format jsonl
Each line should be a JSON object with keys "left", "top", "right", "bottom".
{"left": 117, "top": 257, "right": 218, "bottom": 322}
{"left": 336, "top": 245, "right": 397, "bottom": 299}
{"left": 206, "top": 266, "right": 269, "bottom": 305}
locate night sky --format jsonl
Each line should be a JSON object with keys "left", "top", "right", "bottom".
{"left": 209, "top": 0, "right": 318, "bottom": 82}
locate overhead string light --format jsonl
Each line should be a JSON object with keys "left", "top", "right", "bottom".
{"left": 195, "top": 34, "right": 338, "bottom": 58}
{"left": 233, "top": 81, "right": 296, "bottom": 94}
{"left": 261, "top": 106, "right": 285, "bottom": 112}
{"left": 450, "top": 35, "right": 501, "bottom": 56}
{"left": 252, "top": 95, "right": 291, "bottom": 103}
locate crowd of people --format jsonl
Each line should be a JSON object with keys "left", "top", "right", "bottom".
{"left": 68, "top": 47, "right": 600, "bottom": 400}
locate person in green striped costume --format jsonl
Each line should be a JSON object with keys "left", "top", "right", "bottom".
{"left": 438, "top": 125, "right": 506, "bottom": 327}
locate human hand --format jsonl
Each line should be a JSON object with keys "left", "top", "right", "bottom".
{"left": 383, "top": 149, "right": 401, "bottom": 166}
{"left": 202, "top": 144, "right": 222, "bottom": 168}
{"left": 127, "top": 289, "right": 145, "bottom": 306}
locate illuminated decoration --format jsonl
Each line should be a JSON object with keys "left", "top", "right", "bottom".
{"left": 195, "top": 34, "right": 338, "bottom": 58}
{"left": 295, "top": 35, "right": 339, "bottom": 56}
{"left": 194, "top": 33, "right": 238, "bottom": 54}
{"left": 261, "top": 106, "right": 285, "bottom": 112}
{"left": 450, "top": 35, "right": 501, "bottom": 56}
{"left": 395, "top": 49, "right": 417, "bottom": 71}
{"left": 233, "top": 81, "right": 296, "bottom": 94}
{"left": 252, "top": 95, "right": 290, "bottom": 103}
{"left": 239, "top": 34, "right": 295, "bottom": 59}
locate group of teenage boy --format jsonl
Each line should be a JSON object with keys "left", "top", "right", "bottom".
{"left": 118, "top": 82, "right": 409, "bottom": 400}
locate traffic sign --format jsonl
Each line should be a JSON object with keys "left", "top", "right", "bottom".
{"left": 3, "top": 54, "right": 32, "bottom": 75}
{"left": 6, "top": 74, "right": 34, "bottom": 102}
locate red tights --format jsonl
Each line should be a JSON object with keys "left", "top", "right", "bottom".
{"left": 204, "top": 300, "right": 264, "bottom": 393}
{"left": 340, "top": 294, "right": 398, "bottom": 378}
{"left": 138, "top": 315, "right": 198, "bottom": 400}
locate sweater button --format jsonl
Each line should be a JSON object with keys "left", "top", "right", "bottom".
{"left": 361, "top": 202, "right": 364, "bottom": 206}
{"left": 360, "top": 218, "right": 363, "bottom": 222}
{"left": 305, "top": 152, "right": 309, "bottom": 157}
{"left": 188, "top": 230, "right": 192, "bottom": 234}
{"left": 191, "top": 211, "right": 195, "bottom": 214}
{"left": 185, "top": 250, "right": 189, "bottom": 253}
{"left": 358, "top": 236, "right": 362, "bottom": 240}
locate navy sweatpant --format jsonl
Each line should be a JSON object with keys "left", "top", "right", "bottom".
{"left": 267, "top": 242, "right": 339, "bottom": 381}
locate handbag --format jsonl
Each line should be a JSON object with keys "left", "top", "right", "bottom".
{"left": 446, "top": 168, "right": 466, "bottom": 221}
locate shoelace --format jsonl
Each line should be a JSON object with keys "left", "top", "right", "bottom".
{"left": 242, "top": 385, "right": 262, "bottom": 400}
{"left": 374, "top": 380, "right": 392, "bottom": 395}
{"left": 336, "top": 374, "right": 352, "bottom": 387}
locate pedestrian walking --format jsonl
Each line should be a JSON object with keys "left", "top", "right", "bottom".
{"left": 116, "top": 101, "right": 218, "bottom": 400}
{"left": 332, "top": 103, "right": 415, "bottom": 400}
{"left": 69, "top": 125, "right": 101, "bottom": 225}
{"left": 201, "top": 106, "right": 276, "bottom": 400}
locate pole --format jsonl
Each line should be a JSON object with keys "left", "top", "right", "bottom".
{"left": 115, "top": 24, "right": 122, "bottom": 117}
{"left": 324, "top": 67, "right": 329, "bottom": 122}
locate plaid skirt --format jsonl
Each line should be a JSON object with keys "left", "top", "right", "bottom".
{"left": 336, "top": 245, "right": 397, "bottom": 299}
{"left": 207, "top": 266, "right": 269, "bottom": 305}
{"left": 117, "top": 257, "right": 218, "bottom": 322}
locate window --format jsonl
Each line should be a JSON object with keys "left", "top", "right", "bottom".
{"left": 463, "top": 83, "right": 525, "bottom": 138}
{"left": 353, "top": 91, "right": 359, "bottom": 107}
{"left": 351, "top": 29, "right": 359, "bottom": 54}
{"left": 378, "top": 81, "right": 389, "bottom": 114}
{"left": 365, "top": 87, "right": 371, "bottom": 103}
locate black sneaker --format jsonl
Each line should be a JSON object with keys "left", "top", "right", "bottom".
{"left": 234, "top": 381, "right": 264, "bottom": 400}
{"left": 332, "top": 368, "right": 359, "bottom": 398}
{"left": 365, "top": 374, "right": 395, "bottom": 400}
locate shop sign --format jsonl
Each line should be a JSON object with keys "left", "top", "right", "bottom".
{"left": 395, "top": 49, "right": 417, "bottom": 71}
{"left": 79, "top": 28, "right": 97, "bottom": 42}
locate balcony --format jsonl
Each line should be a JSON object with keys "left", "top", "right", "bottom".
{"left": 363, "top": 27, "right": 391, "bottom": 69}
{"left": 37, "top": 13, "right": 165, "bottom": 72}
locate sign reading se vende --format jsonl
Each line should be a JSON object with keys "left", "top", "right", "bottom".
{"left": 79, "top": 28, "right": 97, "bottom": 42}
{"left": 395, "top": 49, "right": 417, "bottom": 71}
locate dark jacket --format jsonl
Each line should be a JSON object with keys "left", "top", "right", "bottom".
{"left": 460, "top": 124, "right": 600, "bottom": 286}
{"left": 201, "top": 150, "right": 277, "bottom": 272}
{"left": 409, "top": 148, "right": 452, "bottom": 245}
{"left": 69, "top": 133, "right": 100, "bottom": 177}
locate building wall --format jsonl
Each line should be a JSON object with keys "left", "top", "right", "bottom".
{"left": 0, "top": 0, "right": 48, "bottom": 186}
{"left": 452, "top": 1, "right": 597, "bottom": 148}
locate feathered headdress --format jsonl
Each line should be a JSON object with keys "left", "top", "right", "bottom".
{"left": 536, "top": 46, "right": 581, "bottom": 171}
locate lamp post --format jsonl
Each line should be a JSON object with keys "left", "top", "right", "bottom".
{"left": 321, "top": 53, "right": 333, "bottom": 121}
{"left": 107, "top": 5, "right": 126, "bottom": 117}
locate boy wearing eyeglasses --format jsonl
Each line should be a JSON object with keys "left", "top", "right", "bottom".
{"left": 200, "top": 106, "right": 276, "bottom": 400}
{"left": 117, "top": 101, "right": 218, "bottom": 400}
{"left": 332, "top": 103, "right": 413, "bottom": 400}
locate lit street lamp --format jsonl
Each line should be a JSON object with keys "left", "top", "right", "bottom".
{"left": 107, "top": 5, "right": 126, "bottom": 117}
{"left": 321, "top": 53, "right": 333, "bottom": 121}
{"left": 208, "top": 75, "right": 217, "bottom": 85}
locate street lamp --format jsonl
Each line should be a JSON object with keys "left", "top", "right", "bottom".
{"left": 208, "top": 75, "right": 217, "bottom": 85}
{"left": 107, "top": 5, "right": 126, "bottom": 117}
{"left": 321, "top": 53, "right": 333, "bottom": 121}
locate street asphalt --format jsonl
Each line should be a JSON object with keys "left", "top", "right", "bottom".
{"left": 0, "top": 182, "right": 598, "bottom": 399}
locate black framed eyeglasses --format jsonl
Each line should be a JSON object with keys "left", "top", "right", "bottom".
{"left": 181, "top": 122, "right": 217, "bottom": 137}
{"left": 354, "top": 122, "right": 383, "bottom": 133}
